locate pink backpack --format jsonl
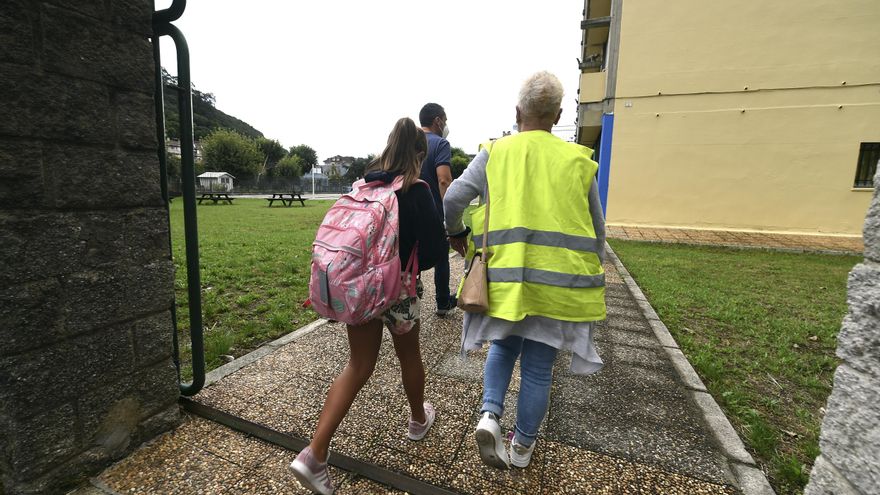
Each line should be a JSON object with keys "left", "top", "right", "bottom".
{"left": 308, "top": 176, "right": 420, "bottom": 326}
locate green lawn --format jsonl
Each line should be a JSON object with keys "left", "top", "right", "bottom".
{"left": 170, "top": 198, "right": 332, "bottom": 377}
{"left": 608, "top": 240, "right": 860, "bottom": 495}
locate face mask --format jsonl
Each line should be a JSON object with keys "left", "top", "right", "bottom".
{"left": 441, "top": 124, "right": 450, "bottom": 139}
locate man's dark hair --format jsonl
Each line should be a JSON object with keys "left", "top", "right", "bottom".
{"left": 419, "top": 103, "right": 445, "bottom": 127}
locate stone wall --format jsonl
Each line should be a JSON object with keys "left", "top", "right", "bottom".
{"left": 0, "top": 1, "right": 180, "bottom": 494}
{"left": 806, "top": 168, "right": 880, "bottom": 494}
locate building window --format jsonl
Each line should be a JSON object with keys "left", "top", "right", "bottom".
{"left": 855, "top": 142, "right": 879, "bottom": 188}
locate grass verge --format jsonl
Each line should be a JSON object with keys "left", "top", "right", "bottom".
{"left": 170, "top": 198, "right": 332, "bottom": 378}
{"left": 608, "top": 240, "right": 859, "bottom": 495}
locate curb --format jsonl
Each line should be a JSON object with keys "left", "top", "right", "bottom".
{"left": 606, "top": 236, "right": 861, "bottom": 257}
{"left": 204, "top": 253, "right": 466, "bottom": 387}
{"left": 204, "top": 318, "right": 328, "bottom": 387}
{"left": 605, "top": 242, "right": 776, "bottom": 495}
{"left": 203, "top": 250, "right": 464, "bottom": 389}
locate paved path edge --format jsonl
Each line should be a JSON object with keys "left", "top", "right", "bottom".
{"left": 81, "top": 478, "right": 123, "bottom": 495}
{"left": 201, "top": 252, "right": 464, "bottom": 387}
{"left": 605, "top": 242, "right": 777, "bottom": 495}
{"left": 611, "top": 237, "right": 862, "bottom": 256}
{"left": 72, "top": 319, "right": 333, "bottom": 495}
{"left": 204, "top": 318, "right": 329, "bottom": 387}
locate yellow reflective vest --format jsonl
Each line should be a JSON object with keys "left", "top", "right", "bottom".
{"left": 463, "top": 131, "right": 606, "bottom": 322}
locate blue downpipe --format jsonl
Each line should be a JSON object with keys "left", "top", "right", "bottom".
{"left": 597, "top": 113, "right": 614, "bottom": 216}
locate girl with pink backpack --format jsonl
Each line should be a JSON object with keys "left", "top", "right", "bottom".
{"left": 290, "top": 118, "right": 449, "bottom": 495}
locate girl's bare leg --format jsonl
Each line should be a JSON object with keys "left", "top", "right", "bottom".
{"left": 308, "top": 319, "right": 383, "bottom": 461}
{"left": 391, "top": 321, "right": 426, "bottom": 423}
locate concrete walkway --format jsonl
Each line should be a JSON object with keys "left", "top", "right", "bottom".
{"left": 83, "top": 251, "right": 773, "bottom": 494}
{"left": 607, "top": 225, "right": 862, "bottom": 255}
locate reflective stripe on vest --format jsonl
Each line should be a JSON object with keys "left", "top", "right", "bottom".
{"left": 469, "top": 131, "right": 606, "bottom": 323}
{"left": 472, "top": 227, "right": 602, "bottom": 254}
{"left": 489, "top": 267, "right": 605, "bottom": 288}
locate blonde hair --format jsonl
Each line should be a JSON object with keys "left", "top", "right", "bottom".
{"left": 517, "top": 71, "right": 564, "bottom": 119}
{"left": 367, "top": 117, "right": 427, "bottom": 191}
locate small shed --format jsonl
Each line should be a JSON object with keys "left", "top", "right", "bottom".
{"left": 197, "top": 171, "right": 235, "bottom": 191}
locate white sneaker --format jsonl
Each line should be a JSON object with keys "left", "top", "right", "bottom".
{"left": 474, "top": 412, "right": 510, "bottom": 469}
{"left": 289, "top": 447, "right": 334, "bottom": 495}
{"left": 509, "top": 436, "right": 537, "bottom": 468}
{"left": 408, "top": 402, "right": 436, "bottom": 441}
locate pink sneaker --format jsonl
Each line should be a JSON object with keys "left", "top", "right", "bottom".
{"left": 407, "top": 402, "right": 436, "bottom": 441}
{"left": 289, "top": 447, "right": 334, "bottom": 494}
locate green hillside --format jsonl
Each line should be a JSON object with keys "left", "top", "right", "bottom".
{"left": 161, "top": 69, "right": 262, "bottom": 141}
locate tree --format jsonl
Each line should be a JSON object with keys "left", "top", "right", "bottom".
{"left": 345, "top": 155, "right": 375, "bottom": 181}
{"left": 165, "top": 118, "right": 180, "bottom": 141}
{"left": 450, "top": 147, "right": 472, "bottom": 179}
{"left": 256, "top": 138, "right": 286, "bottom": 167}
{"left": 200, "top": 129, "right": 262, "bottom": 178}
{"left": 289, "top": 144, "right": 318, "bottom": 173}
{"left": 273, "top": 155, "right": 303, "bottom": 177}
{"left": 165, "top": 153, "right": 181, "bottom": 179}
{"left": 255, "top": 137, "right": 287, "bottom": 178}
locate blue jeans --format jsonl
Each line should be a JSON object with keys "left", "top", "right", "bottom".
{"left": 481, "top": 336, "right": 558, "bottom": 447}
{"left": 434, "top": 241, "right": 451, "bottom": 307}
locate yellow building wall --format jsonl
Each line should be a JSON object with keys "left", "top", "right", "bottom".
{"left": 605, "top": 0, "right": 880, "bottom": 235}
{"left": 580, "top": 72, "right": 606, "bottom": 104}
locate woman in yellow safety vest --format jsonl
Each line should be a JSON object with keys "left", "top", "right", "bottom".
{"left": 445, "top": 71, "right": 607, "bottom": 470}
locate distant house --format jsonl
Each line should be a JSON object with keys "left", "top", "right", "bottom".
{"left": 166, "top": 138, "right": 203, "bottom": 161}
{"left": 322, "top": 155, "right": 354, "bottom": 178}
{"left": 301, "top": 170, "right": 329, "bottom": 186}
{"left": 197, "top": 172, "right": 235, "bottom": 191}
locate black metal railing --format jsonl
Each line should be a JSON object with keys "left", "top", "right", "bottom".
{"left": 854, "top": 142, "right": 879, "bottom": 189}
{"left": 152, "top": 0, "right": 205, "bottom": 396}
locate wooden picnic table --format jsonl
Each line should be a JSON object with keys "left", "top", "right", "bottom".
{"left": 266, "top": 192, "right": 306, "bottom": 207}
{"left": 197, "top": 192, "right": 234, "bottom": 204}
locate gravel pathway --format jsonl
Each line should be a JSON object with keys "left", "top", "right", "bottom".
{"left": 89, "top": 253, "right": 752, "bottom": 494}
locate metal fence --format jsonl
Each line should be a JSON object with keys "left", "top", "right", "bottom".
{"left": 233, "top": 177, "right": 352, "bottom": 194}
{"left": 166, "top": 177, "right": 353, "bottom": 195}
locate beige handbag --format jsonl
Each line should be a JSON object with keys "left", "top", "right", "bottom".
{"left": 457, "top": 188, "right": 491, "bottom": 313}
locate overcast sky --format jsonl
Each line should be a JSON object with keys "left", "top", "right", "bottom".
{"left": 158, "top": 1, "right": 583, "bottom": 161}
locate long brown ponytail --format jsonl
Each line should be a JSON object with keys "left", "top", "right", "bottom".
{"left": 366, "top": 117, "right": 427, "bottom": 191}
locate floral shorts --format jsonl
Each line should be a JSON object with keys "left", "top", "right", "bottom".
{"left": 381, "top": 274, "right": 424, "bottom": 335}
